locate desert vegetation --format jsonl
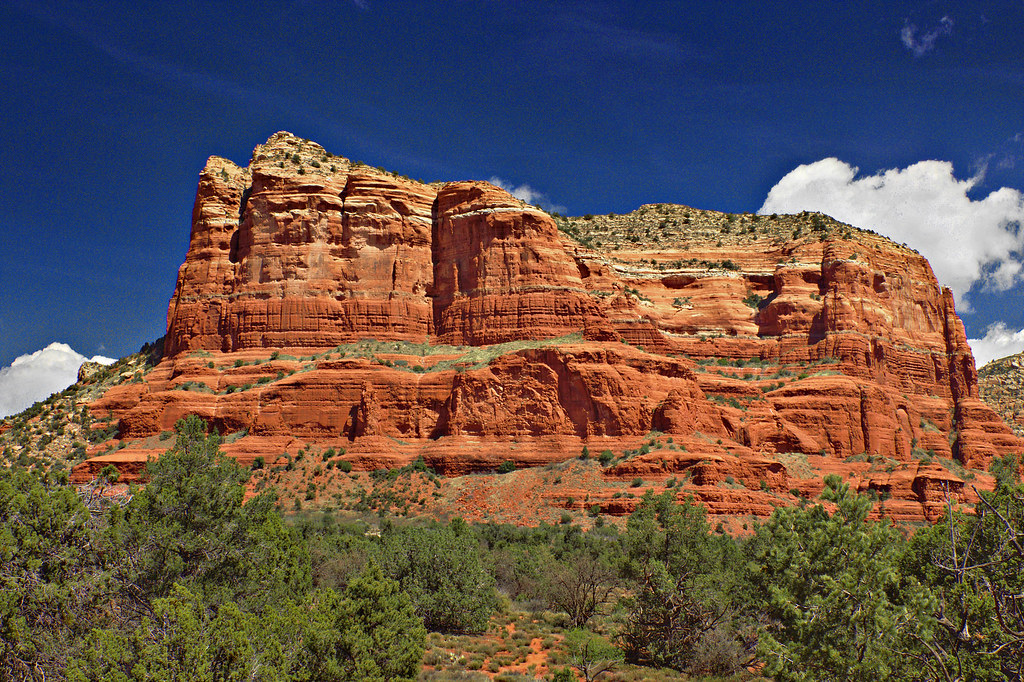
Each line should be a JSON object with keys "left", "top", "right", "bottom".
{"left": 3, "top": 416, "right": 1024, "bottom": 680}
{"left": 553, "top": 204, "right": 883, "bottom": 255}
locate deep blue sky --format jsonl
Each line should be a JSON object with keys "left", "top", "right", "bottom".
{"left": 2, "top": 0, "right": 1023, "bottom": 368}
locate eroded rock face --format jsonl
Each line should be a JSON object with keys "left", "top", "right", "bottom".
{"left": 70, "top": 133, "right": 1024, "bottom": 523}
{"left": 165, "top": 134, "right": 438, "bottom": 355}
{"left": 432, "top": 182, "right": 605, "bottom": 345}
{"left": 164, "top": 134, "right": 603, "bottom": 355}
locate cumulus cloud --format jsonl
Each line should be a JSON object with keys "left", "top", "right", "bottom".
{"left": 759, "top": 158, "right": 1024, "bottom": 309}
{"left": 0, "top": 343, "right": 115, "bottom": 419}
{"left": 968, "top": 322, "right": 1024, "bottom": 367}
{"left": 901, "top": 15, "right": 953, "bottom": 57}
{"left": 488, "top": 177, "right": 566, "bottom": 214}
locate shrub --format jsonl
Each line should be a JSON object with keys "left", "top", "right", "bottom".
{"left": 378, "top": 524, "right": 497, "bottom": 633}
{"left": 620, "top": 492, "right": 748, "bottom": 674}
{"left": 99, "top": 464, "right": 121, "bottom": 484}
{"left": 105, "top": 415, "right": 312, "bottom": 609}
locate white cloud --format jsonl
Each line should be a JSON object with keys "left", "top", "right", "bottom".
{"left": 488, "top": 176, "right": 566, "bottom": 214}
{"left": 968, "top": 322, "right": 1024, "bottom": 367}
{"left": 759, "top": 158, "right": 1024, "bottom": 310}
{"left": 901, "top": 16, "right": 953, "bottom": 57}
{"left": 0, "top": 343, "right": 115, "bottom": 419}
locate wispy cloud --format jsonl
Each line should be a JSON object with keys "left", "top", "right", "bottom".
{"left": 13, "top": 0, "right": 269, "bottom": 105}
{"left": 488, "top": 177, "right": 566, "bottom": 214}
{"left": 900, "top": 15, "right": 953, "bottom": 57}
{"left": 969, "top": 133, "right": 1024, "bottom": 178}
{"left": 8, "top": 0, "right": 445, "bottom": 174}
{"left": 995, "top": 132, "right": 1024, "bottom": 171}
{"left": 759, "top": 158, "right": 1024, "bottom": 311}
{"left": 0, "top": 343, "right": 114, "bottom": 419}
{"left": 968, "top": 322, "right": 1024, "bottom": 366}
{"left": 567, "top": 15, "right": 706, "bottom": 64}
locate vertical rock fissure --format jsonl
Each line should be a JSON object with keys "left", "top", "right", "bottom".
{"left": 859, "top": 386, "right": 872, "bottom": 456}
{"left": 228, "top": 185, "right": 252, "bottom": 265}
{"left": 429, "top": 195, "right": 442, "bottom": 337}
{"left": 391, "top": 245, "right": 400, "bottom": 293}
{"left": 940, "top": 290, "right": 967, "bottom": 462}
{"left": 338, "top": 172, "right": 353, "bottom": 248}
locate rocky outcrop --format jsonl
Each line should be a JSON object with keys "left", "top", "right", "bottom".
{"left": 164, "top": 134, "right": 608, "bottom": 356}
{"left": 165, "top": 134, "right": 438, "bottom": 355}
{"left": 979, "top": 351, "right": 1024, "bottom": 437}
{"left": 432, "top": 182, "right": 605, "bottom": 345}
{"left": 77, "top": 361, "right": 107, "bottom": 383}
{"left": 68, "top": 134, "right": 1024, "bottom": 524}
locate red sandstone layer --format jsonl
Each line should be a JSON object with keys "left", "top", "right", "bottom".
{"left": 69, "top": 133, "right": 1024, "bottom": 523}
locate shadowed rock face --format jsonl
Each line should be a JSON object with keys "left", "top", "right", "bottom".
{"left": 71, "top": 132, "right": 1024, "bottom": 523}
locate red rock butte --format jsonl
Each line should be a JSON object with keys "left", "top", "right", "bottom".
{"left": 71, "top": 132, "right": 1024, "bottom": 523}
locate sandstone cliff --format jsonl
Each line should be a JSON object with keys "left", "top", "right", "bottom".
{"left": 61, "top": 132, "right": 1024, "bottom": 523}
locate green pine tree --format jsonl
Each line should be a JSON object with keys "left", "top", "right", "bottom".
{"left": 748, "top": 475, "right": 936, "bottom": 681}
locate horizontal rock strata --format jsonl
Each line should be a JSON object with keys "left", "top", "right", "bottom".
{"left": 70, "top": 132, "right": 1024, "bottom": 523}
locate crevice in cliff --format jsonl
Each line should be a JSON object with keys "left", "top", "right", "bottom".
{"left": 345, "top": 405, "right": 359, "bottom": 442}
{"left": 430, "top": 378, "right": 454, "bottom": 441}
{"left": 807, "top": 312, "right": 827, "bottom": 344}
{"left": 753, "top": 290, "right": 779, "bottom": 332}
{"left": 228, "top": 186, "right": 253, "bottom": 264}
{"left": 391, "top": 247, "right": 400, "bottom": 292}
{"left": 228, "top": 230, "right": 241, "bottom": 264}
{"left": 429, "top": 196, "right": 442, "bottom": 337}
{"left": 859, "top": 386, "right": 872, "bottom": 456}
{"left": 940, "top": 289, "right": 967, "bottom": 462}
{"left": 575, "top": 256, "right": 592, "bottom": 280}
{"left": 338, "top": 173, "right": 354, "bottom": 246}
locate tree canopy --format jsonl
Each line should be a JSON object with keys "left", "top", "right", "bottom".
{"left": 5, "top": 412, "right": 1024, "bottom": 682}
